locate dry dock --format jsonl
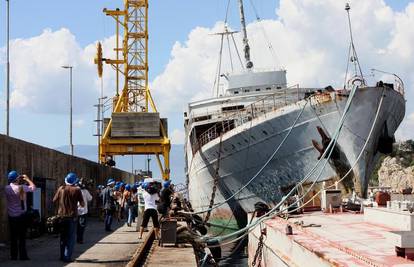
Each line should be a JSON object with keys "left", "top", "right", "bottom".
{"left": 249, "top": 206, "right": 414, "bottom": 266}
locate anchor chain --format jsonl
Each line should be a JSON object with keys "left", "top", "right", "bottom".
{"left": 252, "top": 228, "right": 265, "bottom": 267}
{"left": 204, "top": 133, "right": 224, "bottom": 223}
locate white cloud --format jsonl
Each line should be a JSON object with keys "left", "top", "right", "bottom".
{"left": 6, "top": 28, "right": 117, "bottom": 114}
{"left": 151, "top": 0, "right": 414, "bottom": 139}
{"left": 73, "top": 119, "right": 85, "bottom": 128}
{"left": 396, "top": 112, "right": 414, "bottom": 141}
{"left": 170, "top": 128, "right": 185, "bottom": 145}
{"left": 2, "top": 0, "right": 414, "bottom": 141}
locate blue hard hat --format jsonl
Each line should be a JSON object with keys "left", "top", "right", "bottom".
{"left": 65, "top": 172, "right": 78, "bottom": 185}
{"left": 163, "top": 180, "right": 171, "bottom": 188}
{"left": 125, "top": 184, "right": 131, "bottom": 191}
{"left": 142, "top": 182, "right": 149, "bottom": 189}
{"left": 8, "top": 171, "right": 19, "bottom": 183}
{"left": 107, "top": 178, "right": 115, "bottom": 186}
{"left": 114, "top": 184, "right": 120, "bottom": 191}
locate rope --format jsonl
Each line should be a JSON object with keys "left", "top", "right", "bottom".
{"left": 185, "top": 99, "right": 309, "bottom": 216}
{"left": 204, "top": 134, "right": 224, "bottom": 223}
{"left": 207, "top": 84, "right": 359, "bottom": 243}
{"left": 248, "top": 0, "right": 280, "bottom": 66}
{"left": 231, "top": 33, "right": 245, "bottom": 69}
{"left": 285, "top": 88, "right": 386, "bottom": 214}
{"left": 208, "top": 86, "right": 384, "bottom": 246}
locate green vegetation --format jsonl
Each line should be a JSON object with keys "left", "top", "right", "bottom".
{"left": 369, "top": 154, "right": 386, "bottom": 186}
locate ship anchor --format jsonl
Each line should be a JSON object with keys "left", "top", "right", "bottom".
{"left": 311, "top": 126, "right": 340, "bottom": 160}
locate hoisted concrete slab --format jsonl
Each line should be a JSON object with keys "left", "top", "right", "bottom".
{"left": 111, "top": 112, "right": 160, "bottom": 137}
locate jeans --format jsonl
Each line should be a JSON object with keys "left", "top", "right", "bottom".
{"left": 60, "top": 217, "right": 77, "bottom": 261}
{"left": 104, "top": 209, "right": 113, "bottom": 231}
{"left": 127, "top": 205, "right": 133, "bottom": 225}
{"left": 77, "top": 214, "right": 87, "bottom": 243}
{"left": 8, "top": 215, "right": 28, "bottom": 260}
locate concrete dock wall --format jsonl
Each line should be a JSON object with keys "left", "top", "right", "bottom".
{"left": 0, "top": 134, "right": 135, "bottom": 243}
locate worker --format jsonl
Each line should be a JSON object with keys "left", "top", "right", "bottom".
{"left": 95, "top": 185, "right": 104, "bottom": 221}
{"left": 114, "top": 184, "right": 122, "bottom": 222}
{"left": 101, "top": 178, "right": 116, "bottom": 231}
{"left": 131, "top": 184, "right": 139, "bottom": 223}
{"left": 158, "top": 180, "right": 174, "bottom": 218}
{"left": 53, "top": 173, "right": 85, "bottom": 263}
{"left": 76, "top": 180, "right": 93, "bottom": 244}
{"left": 139, "top": 180, "right": 160, "bottom": 239}
{"left": 121, "top": 184, "right": 133, "bottom": 227}
{"left": 5, "top": 171, "right": 36, "bottom": 260}
{"left": 135, "top": 182, "right": 145, "bottom": 231}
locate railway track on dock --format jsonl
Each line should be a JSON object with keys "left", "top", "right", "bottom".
{"left": 126, "top": 230, "right": 156, "bottom": 267}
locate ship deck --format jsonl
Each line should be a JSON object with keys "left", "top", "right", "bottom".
{"left": 249, "top": 209, "right": 414, "bottom": 266}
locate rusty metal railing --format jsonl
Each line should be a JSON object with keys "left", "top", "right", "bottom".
{"left": 192, "top": 85, "right": 311, "bottom": 153}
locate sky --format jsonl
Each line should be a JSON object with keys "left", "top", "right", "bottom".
{"left": 0, "top": 0, "right": 414, "bottom": 156}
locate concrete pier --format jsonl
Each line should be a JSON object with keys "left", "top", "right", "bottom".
{"left": 0, "top": 218, "right": 148, "bottom": 266}
{"left": 249, "top": 209, "right": 414, "bottom": 266}
{"left": 146, "top": 244, "right": 197, "bottom": 267}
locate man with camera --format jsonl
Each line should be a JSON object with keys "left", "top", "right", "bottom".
{"left": 4, "top": 171, "right": 36, "bottom": 261}
{"left": 53, "top": 172, "right": 85, "bottom": 263}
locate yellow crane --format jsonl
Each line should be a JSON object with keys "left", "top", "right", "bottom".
{"left": 95, "top": 0, "right": 170, "bottom": 180}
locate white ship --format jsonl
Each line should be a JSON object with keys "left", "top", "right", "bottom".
{"left": 184, "top": 1, "right": 406, "bottom": 227}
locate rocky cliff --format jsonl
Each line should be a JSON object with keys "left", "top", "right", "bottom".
{"left": 377, "top": 140, "right": 414, "bottom": 191}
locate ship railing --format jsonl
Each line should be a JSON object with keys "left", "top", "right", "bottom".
{"left": 194, "top": 84, "right": 311, "bottom": 151}
{"left": 370, "top": 69, "right": 405, "bottom": 96}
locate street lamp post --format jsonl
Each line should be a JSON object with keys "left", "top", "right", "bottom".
{"left": 6, "top": 0, "right": 10, "bottom": 136}
{"left": 62, "top": 66, "right": 74, "bottom": 156}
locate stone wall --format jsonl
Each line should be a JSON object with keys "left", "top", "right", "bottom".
{"left": 0, "top": 134, "right": 135, "bottom": 242}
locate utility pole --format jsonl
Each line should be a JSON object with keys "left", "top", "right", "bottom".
{"left": 6, "top": 0, "right": 10, "bottom": 136}
{"left": 62, "top": 66, "right": 74, "bottom": 156}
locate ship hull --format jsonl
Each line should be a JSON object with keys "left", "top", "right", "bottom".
{"left": 186, "top": 87, "right": 405, "bottom": 227}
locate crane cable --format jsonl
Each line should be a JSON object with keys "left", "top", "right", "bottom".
{"left": 207, "top": 86, "right": 385, "bottom": 247}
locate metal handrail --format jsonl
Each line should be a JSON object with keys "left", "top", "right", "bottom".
{"left": 193, "top": 84, "right": 307, "bottom": 153}
{"left": 371, "top": 68, "right": 405, "bottom": 96}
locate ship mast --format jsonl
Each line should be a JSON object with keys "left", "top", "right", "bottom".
{"left": 238, "top": 0, "right": 254, "bottom": 69}
{"left": 344, "top": 3, "right": 365, "bottom": 86}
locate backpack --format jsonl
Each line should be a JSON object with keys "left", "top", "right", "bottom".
{"left": 145, "top": 182, "right": 160, "bottom": 195}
